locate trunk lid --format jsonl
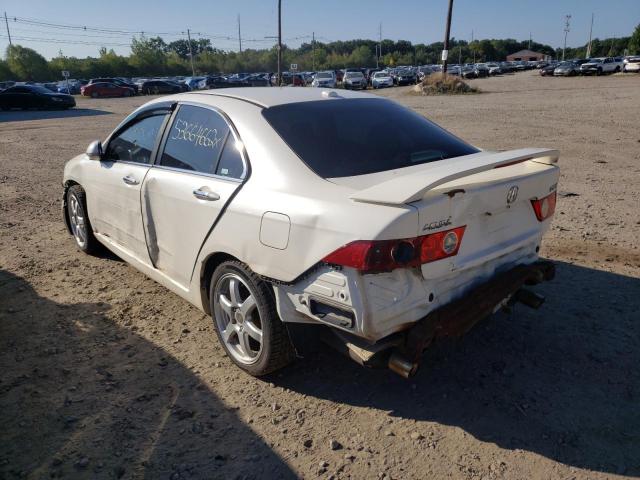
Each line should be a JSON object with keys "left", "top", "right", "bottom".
{"left": 342, "top": 148, "right": 560, "bottom": 278}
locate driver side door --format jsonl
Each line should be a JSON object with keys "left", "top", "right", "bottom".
{"left": 86, "top": 110, "right": 170, "bottom": 264}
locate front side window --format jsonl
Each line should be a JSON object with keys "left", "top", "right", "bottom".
{"left": 104, "top": 114, "right": 167, "bottom": 164}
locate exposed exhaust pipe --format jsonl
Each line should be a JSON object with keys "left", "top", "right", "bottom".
{"left": 388, "top": 352, "right": 419, "bottom": 378}
{"left": 515, "top": 288, "right": 545, "bottom": 309}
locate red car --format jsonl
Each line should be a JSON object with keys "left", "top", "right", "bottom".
{"left": 81, "top": 82, "right": 134, "bottom": 98}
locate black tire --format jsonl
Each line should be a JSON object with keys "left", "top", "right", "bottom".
{"left": 66, "top": 185, "right": 101, "bottom": 255}
{"left": 210, "top": 260, "right": 295, "bottom": 376}
{"left": 615, "top": 66, "right": 621, "bottom": 73}
{"left": 596, "top": 68, "right": 602, "bottom": 76}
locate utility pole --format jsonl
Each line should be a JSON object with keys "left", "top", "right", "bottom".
{"left": 312, "top": 31, "right": 315, "bottom": 71}
{"left": 378, "top": 22, "right": 382, "bottom": 65}
{"left": 529, "top": 32, "right": 532, "bottom": 50}
{"left": 586, "top": 13, "right": 594, "bottom": 58}
{"left": 562, "top": 14, "right": 571, "bottom": 61}
{"left": 238, "top": 15, "right": 242, "bottom": 53}
{"left": 4, "top": 12, "right": 11, "bottom": 46}
{"left": 471, "top": 29, "right": 475, "bottom": 63}
{"left": 186, "top": 29, "right": 195, "bottom": 76}
{"left": 375, "top": 45, "right": 379, "bottom": 68}
{"left": 442, "top": 0, "right": 454, "bottom": 74}
{"left": 277, "top": 0, "right": 282, "bottom": 86}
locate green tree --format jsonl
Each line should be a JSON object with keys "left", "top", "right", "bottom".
{"left": 0, "top": 59, "right": 14, "bottom": 80}
{"left": 6, "top": 45, "right": 49, "bottom": 81}
{"left": 628, "top": 24, "right": 640, "bottom": 54}
{"left": 130, "top": 36, "right": 167, "bottom": 75}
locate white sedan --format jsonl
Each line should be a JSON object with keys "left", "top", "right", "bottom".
{"left": 63, "top": 88, "right": 559, "bottom": 377}
{"left": 371, "top": 71, "right": 394, "bottom": 88}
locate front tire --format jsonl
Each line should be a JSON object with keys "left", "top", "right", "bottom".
{"left": 210, "top": 261, "right": 294, "bottom": 376}
{"left": 67, "top": 185, "right": 101, "bottom": 255}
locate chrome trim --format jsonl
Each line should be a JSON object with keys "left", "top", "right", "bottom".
{"left": 151, "top": 164, "right": 243, "bottom": 184}
{"left": 193, "top": 189, "right": 220, "bottom": 201}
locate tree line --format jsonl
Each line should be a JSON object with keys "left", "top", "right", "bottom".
{"left": 1, "top": 23, "right": 639, "bottom": 82}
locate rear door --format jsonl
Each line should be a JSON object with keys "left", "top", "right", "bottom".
{"left": 142, "top": 103, "right": 247, "bottom": 289}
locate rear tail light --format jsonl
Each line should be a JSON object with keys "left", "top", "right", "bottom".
{"left": 322, "top": 226, "right": 466, "bottom": 274}
{"left": 531, "top": 191, "right": 557, "bottom": 221}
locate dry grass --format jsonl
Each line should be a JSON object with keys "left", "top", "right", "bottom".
{"left": 411, "top": 72, "right": 479, "bottom": 95}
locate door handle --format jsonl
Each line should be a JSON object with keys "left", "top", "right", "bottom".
{"left": 122, "top": 175, "right": 139, "bottom": 185}
{"left": 193, "top": 189, "right": 220, "bottom": 201}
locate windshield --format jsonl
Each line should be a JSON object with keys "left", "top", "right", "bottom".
{"left": 588, "top": 58, "right": 603, "bottom": 63}
{"left": 262, "top": 98, "right": 479, "bottom": 178}
{"left": 373, "top": 72, "right": 389, "bottom": 78}
{"left": 345, "top": 72, "right": 363, "bottom": 78}
{"left": 316, "top": 72, "right": 332, "bottom": 79}
{"left": 28, "top": 86, "right": 53, "bottom": 94}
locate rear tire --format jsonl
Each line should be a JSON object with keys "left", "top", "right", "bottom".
{"left": 210, "top": 261, "right": 295, "bottom": 376}
{"left": 67, "top": 185, "right": 101, "bottom": 255}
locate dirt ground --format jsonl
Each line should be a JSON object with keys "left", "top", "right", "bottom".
{"left": 1, "top": 71, "right": 639, "bottom": 480}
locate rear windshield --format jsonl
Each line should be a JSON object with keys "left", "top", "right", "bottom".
{"left": 262, "top": 98, "right": 478, "bottom": 178}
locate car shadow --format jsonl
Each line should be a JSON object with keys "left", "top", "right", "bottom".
{"left": 274, "top": 260, "right": 640, "bottom": 476}
{"left": 0, "top": 108, "right": 112, "bottom": 123}
{"left": 0, "top": 270, "right": 296, "bottom": 479}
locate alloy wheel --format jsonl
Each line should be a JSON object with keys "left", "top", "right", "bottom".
{"left": 69, "top": 193, "right": 87, "bottom": 248}
{"left": 213, "top": 273, "right": 263, "bottom": 365}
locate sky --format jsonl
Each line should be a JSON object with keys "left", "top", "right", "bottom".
{"left": 1, "top": 0, "right": 638, "bottom": 59}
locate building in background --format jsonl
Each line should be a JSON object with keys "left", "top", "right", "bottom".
{"left": 506, "top": 49, "right": 546, "bottom": 61}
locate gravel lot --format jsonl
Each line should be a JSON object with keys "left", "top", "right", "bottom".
{"left": 1, "top": 71, "right": 639, "bottom": 480}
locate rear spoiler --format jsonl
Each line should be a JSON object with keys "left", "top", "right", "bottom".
{"left": 350, "top": 148, "right": 559, "bottom": 205}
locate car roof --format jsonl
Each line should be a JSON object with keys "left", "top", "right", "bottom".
{"left": 187, "top": 86, "right": 376, "bottom": 108}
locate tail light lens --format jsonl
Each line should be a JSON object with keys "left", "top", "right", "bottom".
{"left": 322, "top": 226, "right": 466, "bottom": 274}
{"left": 531, "top": 191, "right": 557, "bottom": 221}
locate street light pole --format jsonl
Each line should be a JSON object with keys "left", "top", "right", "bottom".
{"left": 562, "top": 14, "right": 571, "bottom": 61}
{"left": 442, "top": 0, "right": 454, "bottom": 75}
{"left": 186, "top": 28, "right": 195, "bottom": 76}
{"left": 277, "top": 0, "right": 282, "bottom": 86}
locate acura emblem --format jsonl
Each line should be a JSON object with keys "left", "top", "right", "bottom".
{"left": 506, "top": 186, "right": 519, "bottom": 204}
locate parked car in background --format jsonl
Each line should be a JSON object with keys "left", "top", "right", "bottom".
{"left": 485, "top": 63, "right": 502, "bottom": 75}
{"left": 623, "top": 56, "right": 640, "bottom": 73}
{"left": 0, "top": 81, "right": 16, "bottom": 91}
{"left": 364, "top": 68, "right": 381, "bottom": 85}
{"left": 89, "top": 78, "right": 139, "bottom": 94}
{"left": 394, "top": 69, "right": 417, "bottom": 86}
{"left": 580, "top": 57, "right": 623, "bottom": 75}
{"left": 62, "top": 87, "right": 559, "bottom": 378}
{"left": 371, "top": 71, "right": 394, "bottom": 89}
{"left": 0, "top": 84, "right": 76, "bottom": 110}
{"left": 199, "top": 76, "right": 234, "bottom": 89}
{"left": 539, "top": 63, "right": 558, "bottom": 76}
{"left": 140, "top": 80, "right": 182, "bottom": 95}
{"left": 243, "top": 74, "right": 271, "bottom": 87}
{"left": 553, "top": 61, "right": 580, "bottom": 76}
{"left": 165, "top": 80, "right": 190, "bottom": 92}
{"left": 182, "top": 76, "right": 206, "bottom": 90}
{"left": 57, "top": 83, "right": 81, "bottom": 95}
{"left": 311, "top": 71, "right": 337, "bottom": 88}
{"left": 81, "top": 82, "right": 134, "bottom": 98}
{"left": 460, "top": 65, "right": 477, "bottom": 79}
{"left": 473, "top": 64, "right": 489, "bottom": 78}
{"left": 343, "top": 71, "right": 367, "bottom": 90}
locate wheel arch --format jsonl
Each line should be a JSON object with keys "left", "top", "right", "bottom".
{"left": 199, "top": 251, "right": 241, "bottom": 315}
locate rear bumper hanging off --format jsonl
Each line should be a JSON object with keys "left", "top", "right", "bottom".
{"left": 324, "top": 260, "right": 555, "bottom": 378}
{"left": 388, "top": 260, "right": 555, "bottom": 377}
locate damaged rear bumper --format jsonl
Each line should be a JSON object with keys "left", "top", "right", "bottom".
{"left": 326, "top": 260, "right": 555, "bottom": 377}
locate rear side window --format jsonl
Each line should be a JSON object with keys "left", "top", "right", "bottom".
{"left": 262, "top": 98, "right": 479, "bottom": 178}
{"left": 160, "top": 105, "right": 229, "bottom": 174}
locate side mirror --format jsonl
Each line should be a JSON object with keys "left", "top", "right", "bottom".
{"left": 86, "top": 140, "right": 103, "bottom": 160}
